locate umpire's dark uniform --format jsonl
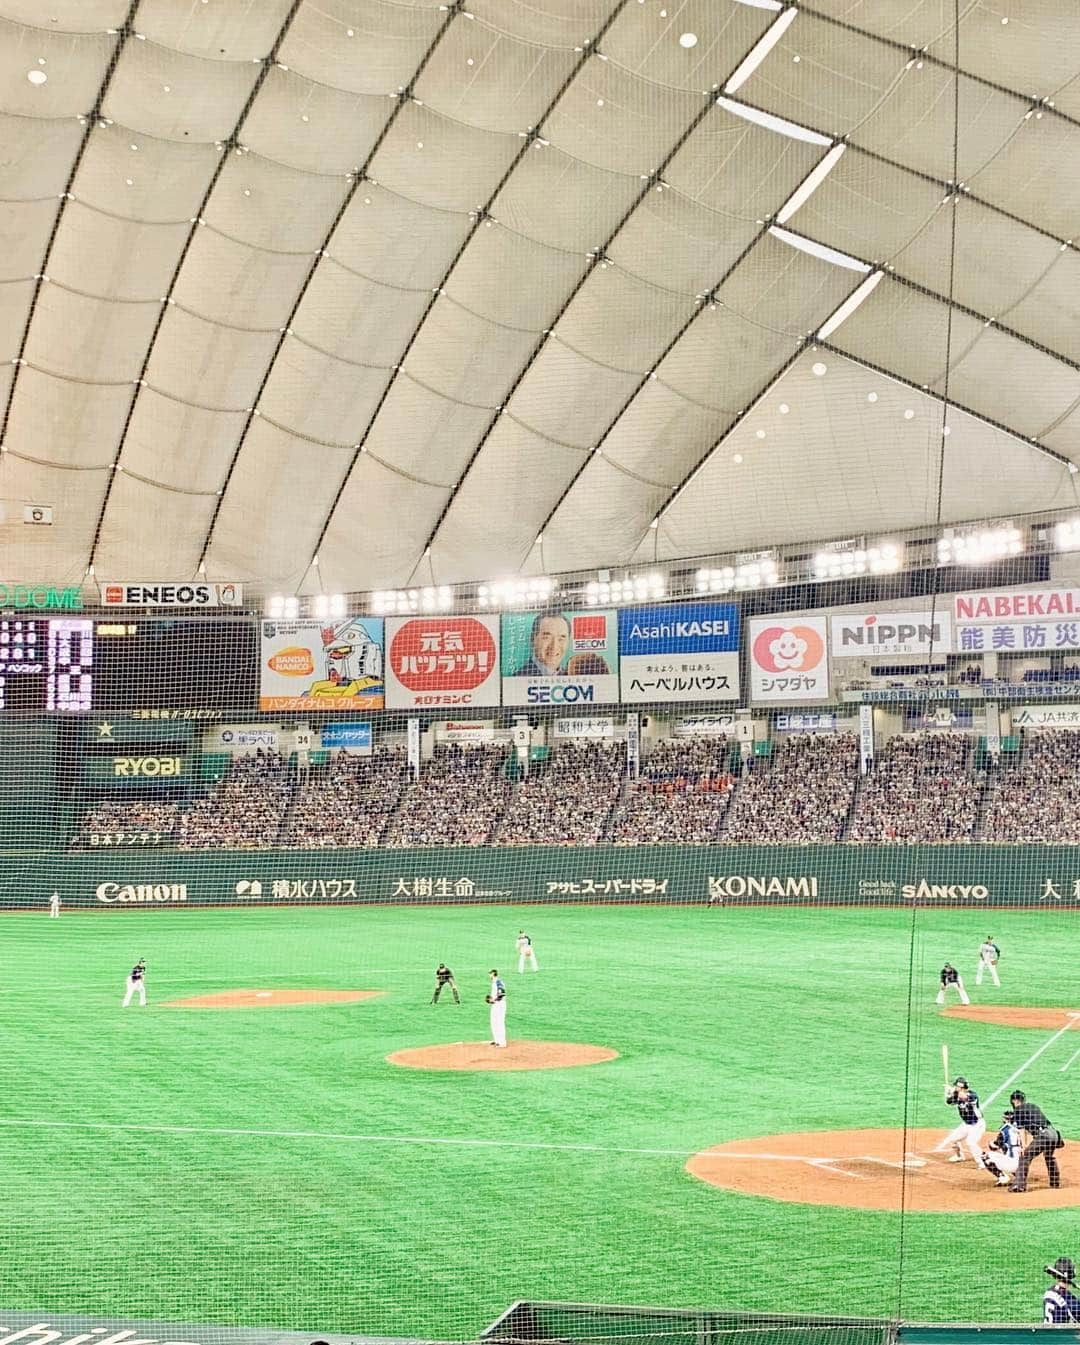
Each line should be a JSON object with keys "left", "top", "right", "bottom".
{"left": 1009, "top": 1093, "right": 1064, "bottom": 1192}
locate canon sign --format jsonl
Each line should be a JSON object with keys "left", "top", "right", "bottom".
{"left": 96, "top": 883, "right": 188, "bottom": 904}
{"left": 832, "top": 612, "right": 951, "bottom": 658}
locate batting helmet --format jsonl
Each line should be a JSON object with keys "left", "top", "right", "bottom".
{"left": 953, "top": 1076, "right": 969, "bottom": 1087}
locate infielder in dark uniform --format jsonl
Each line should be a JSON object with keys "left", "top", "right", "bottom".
{"left": 936, "top": 962, "right": 970, "bottom": 1005}
{"left": 430, "top": 963, "right": 460, "bottom": 1004}
{"left": 1008, "top": 1090, "right": 1064, "bottom": 1192}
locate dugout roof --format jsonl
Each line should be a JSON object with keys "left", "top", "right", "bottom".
{"left": 2, "top": 0, "right": 1079, "bottom": 594}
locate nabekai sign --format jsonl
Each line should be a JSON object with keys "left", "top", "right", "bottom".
{"left": 0, "top": 584, "right": 82, "bottom": 611}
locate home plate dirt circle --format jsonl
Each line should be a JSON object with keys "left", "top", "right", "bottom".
{"left": 686, "top": 1128, "right": 1079, "bottom": 1212}
{"left": 387, "top": 1040, "right": 619, "bottom": 1071}
{"left": 942, "top": 1005, "right": 1080, "bottom": 1030}
{"left": 161, "top": 989, "right": 385, "bottom": 1009}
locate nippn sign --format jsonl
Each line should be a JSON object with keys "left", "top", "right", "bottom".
{"left": 832, "top": 612, "right": 952, "bottom": 657}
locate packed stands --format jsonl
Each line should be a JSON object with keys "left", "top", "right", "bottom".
{"left": 982, "top": 730, "right": 1080, "bottom": 844}
{"left": 287, "top": 748, "right": 409, "bottom": 848}
{"left": 73, "top": 799, "right": 182, "bottom": 848}
{"left": 385, "top": 743, "right": 511, "bottom": 847}
{"left": 848, "top": 731, "right": 980, "bottom": 843}
{"left": 178, "top": 751, "right": 293, "bottom": 850}
{"left": 721, "top": 734, "right": 858, "bottom": 843}
{"left": 609, "top": 738, "right": 734, "bottom": 845}
{"left": 497, "top": 740, "right": 624, "bottom": 846}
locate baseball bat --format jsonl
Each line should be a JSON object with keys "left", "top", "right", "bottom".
{"left": 942, "top": 1043, "right": 950, "bottom": 1089}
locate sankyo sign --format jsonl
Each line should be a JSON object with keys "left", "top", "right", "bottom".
{"left": 0, "top": 584, "right": 82, "bottom": 611}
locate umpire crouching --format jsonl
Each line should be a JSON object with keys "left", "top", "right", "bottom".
{"left": 1008, "top": 1090, "right": 1065, "bottom": 1193}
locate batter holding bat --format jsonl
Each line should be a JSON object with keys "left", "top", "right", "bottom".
{"left": 932, "top": 1067, "right": 987, "bottom": 1168}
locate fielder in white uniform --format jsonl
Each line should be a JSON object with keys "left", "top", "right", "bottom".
{"left": 516, "top": 930, "right": 538, "bottom": 973}
{"left": 486, "top": 969, "right": 507, "bottom": 1047}
{"left": 932, "top": 1077, "right": 987, "bottom": 1165}
{"left": 975, "top": 935, "right": 1001, "bottom": 986}
{"left": 122, "top": 958, "right": 147, "bottom": 1007}
{"left": 48, "top": 891, "right": 60, "bottom": 919}
{"left": 981, "top": 1114, "right": 1023, "bottom": 1186}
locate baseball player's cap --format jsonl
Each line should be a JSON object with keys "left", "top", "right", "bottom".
{"left": 1045, "top": 1258, "right": 1076, "bottom": 1286}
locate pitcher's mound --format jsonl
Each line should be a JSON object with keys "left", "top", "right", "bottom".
{"left": 162, "top": 989, "right": 385, "bottom": 1009}
{"left": 687, "top": 1128, "right": 1078, "bottom": 1211}
{"left": 942, "top": 1005, "right": 1080, "bottom": 1030}
{"left": 387, "top": 1040, "right": 618, "bottom": 1071}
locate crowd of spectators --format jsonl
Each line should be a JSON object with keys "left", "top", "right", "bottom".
{"left": 497, "top": 740, "right": 624, "bottom": 846}
{"left": 178, "top": 750, "right": 293, "bottom": 850}
{"left": 721, "top": 734, "right": 857, "bottom": 843}
{"left": 847, "top": 731, "right": 980, "bottom": 843}
{"left": 73, "top": 799, "right": 182, "bottom": 847}
{"left": 982, "top": 730, "right": 1080, "bottom": 844}
{"left": 287, "top": 748, "right": 409, "bottom": 848}
{"left": 385, "top": 743, "right": 511, "bottom": 847}
{"left": 609, "top": 738, "right": 734, "bottom": 845}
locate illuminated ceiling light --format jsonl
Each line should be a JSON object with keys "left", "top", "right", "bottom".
{"left": 679, "top": 33, "right": 698, "bottom": 48}
{"left": 775, "top": 142, "right": 846, "bottom": 225}
{"left": 938, "top": 525, "right": 1023, "bottom": 566}
{"left": 732, "top": 0, "right": 783, "bottom": 8}
{"left": 27, "top": 69, "right": 47, "bottom": 84}
{"left": 867, "top": 392, "right": 878, "bottom": 403}
{"left": 1054, "top": 518, "right": 1080, "bottom": 552}
{"left": 477, "top": 577, "right": 555, "bottom": 608}
{"left": 713, "top": 97, "right": 830, "bottom": 146}
{"left": 778, "top": 403, "right": 790, "bottom": 414}
{"left": 312, "top": 593, "right": 346, "bottom": 619}
{"left": 724, "top": 6, "right": 797, "bottom": 93}
{"left": 586, "top": 573, "right": 665, "bottom": 606}
{"left": 904, "top": 408, "right": 915, "bottom": 419}
{"left": 732, "top": 453, "right": 743, "bottom": 463}
{"left": 266, "top": 594, "right": 299, "bottom": 619}
{"left": 815, "top": 270, "right": 885, "bottom": 338}
{"left": 770, "top": 225, "right": 870, "bottom": 272}
{"left": 811, "top": 361, "right": 827, "bottom": 376}
{"left": 813, "top": 543, "right": 901, "bottom": 580}
{"left": 755, "top": 429, "right": 766, "bottom": 439}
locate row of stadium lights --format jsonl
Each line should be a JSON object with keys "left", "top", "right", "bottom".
{"left": 263, "top": 522, "right": 1080, "bottom": 618}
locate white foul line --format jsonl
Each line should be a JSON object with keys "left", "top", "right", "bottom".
{"left": 1061, "top": 1047, "right": 1080, "bottom": 1074}
{"left": 984, "top": 1012, "right": 1080, "bottom": 1106}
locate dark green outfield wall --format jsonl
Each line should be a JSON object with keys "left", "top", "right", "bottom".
{"left": 4, "top": 844, "right": 1080, "bottom": 910}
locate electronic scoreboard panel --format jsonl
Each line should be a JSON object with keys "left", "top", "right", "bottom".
{"left": 0, "top": 619, "right": 94, "bottom": 712}
{"left": 0, "top": 618, "right": 258, "bottom": 713}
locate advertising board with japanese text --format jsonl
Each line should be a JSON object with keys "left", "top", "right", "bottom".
{"left": 260, "top": 618, "right": 384, "bottom": 711}
{"left": 386, "top": 615, "right": 500, "bottom": 709}
{"left": 749, "top": 614, "right": 829, "bottom": 702}
{"left": 617, "top": 602, "right": 739, "bottom": 703}
{"left": 954, "top": 588, "right": 1080, "bottom": 653}
{"left": 501, "top": 610, "right": 618, "bottom": 706}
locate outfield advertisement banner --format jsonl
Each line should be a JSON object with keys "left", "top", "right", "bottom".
{"left": 386, "top": 616, "right": 500, "bottom": 709}
{"left": 501, "top": 611, "right": 619, "bottom": 707}
{"left": 260, "top": 618, "right": 384, "bottom": 711}
{"left": 749, "top": 614, "right": 829, "bottom": 702}
{"left": 320, "top": 721, "right": 372, "bottom": 751}
{"left": 617, "top": 602, "right": 739, "bottom": 703}
{"left": 954, "top": 588, "right": 1080, "bottom": 654}
{"left": 831, "top": 611, "right": 952, "bottom": 657}
{"left": 7, "top": 845, "right": 1080, "bottom": 909}
{"left": 100, "top": 581, "right": 243, "bottom": 608}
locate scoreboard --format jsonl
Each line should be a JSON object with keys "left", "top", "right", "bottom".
{"left": 0, "top": 618, "right": 257, "bottom": 713}
{"left": 0, "top": 619, "right": 93, "bottom": 713}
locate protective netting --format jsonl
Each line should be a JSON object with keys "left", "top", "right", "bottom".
{"left": 2, "top": 0, "right": 1080, "bottom": 1343}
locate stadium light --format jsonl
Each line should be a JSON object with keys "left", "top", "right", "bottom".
{"left": 813, "top": 543, "right": 902, "bottom": 579}
{"left": 266, "top": 594, "right": 298, "bottom": 619}
{"left": 478, "top": 577, "right": 555, "bottom": 607}
{"left": 1055, "top": 518, "right": 1080, "bottom": 552}
{"left": 695, "top": 558, "right": 778, "bottom": 593}
{"left": 585, "top": 572, "right": 665, "bottom": 606}
{"left": 372, "top": 587, "right": 454, "bottom": 615}
{"left": 724, "top": 6, "right": 797, "bottom": 93}
{"left": 938, "top": 526, "right": 1022, "bottom": 565}
{"left": 312, "top": 593, "right": 346, "bottom": 619}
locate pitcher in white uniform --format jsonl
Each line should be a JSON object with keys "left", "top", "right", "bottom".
{"left": 516, "top": 930, "right": 538, "bottom": 973}
{"left": 486, "top": 970, "right": 507, "bottom": 1047}
{"left": 975, "top": 935, "right": 1001, "bottom": 986}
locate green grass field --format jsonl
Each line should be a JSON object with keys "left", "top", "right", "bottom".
{"left": 2, "top": 902, "right": 1076, "bottom": 1337}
